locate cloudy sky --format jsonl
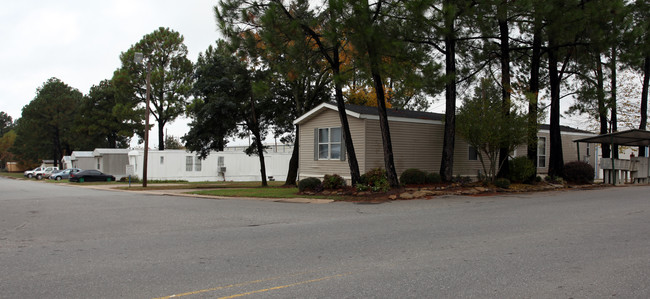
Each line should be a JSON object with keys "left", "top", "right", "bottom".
{"left": 1, "top": 0, "right": 221, "bottom": 148}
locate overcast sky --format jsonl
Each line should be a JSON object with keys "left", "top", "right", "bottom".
{"left": 0, "top": 0, "right": 220, "bottom": 148}
{"left": 1, "top": 1, "right": 603, "bottom": 150}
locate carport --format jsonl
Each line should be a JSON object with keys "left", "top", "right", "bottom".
{"left": 574, "top": 129, "right": 650, "bottom": 185}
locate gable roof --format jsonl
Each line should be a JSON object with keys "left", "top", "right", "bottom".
{"left": 93, "top": 148, "right": 131, "bottom": 156}
{"left": 70, "top": 151, "right": 94, "bottom": 159}
{"left": 294, "top": 102, "right": 443, "bottom": 125}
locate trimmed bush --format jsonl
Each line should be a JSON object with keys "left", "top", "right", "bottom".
{"left": 357, "top": 168, "right": 390, "bottom": 192}
{"left": 323, "top": 174, "right": 346, "bottom": 189}
{"left": 400, "top": 168, "right": 427, "bottom": 185}
{"left": 509, "top": 156, "right": 536, "bottom": 183}
{"left": 426, "top": 172, "right": 442, "bottom": 184}
{"left": 563, "top": 161, "right": 594, "bottom": 184}
{"left": 298, "top": 177, "right": 322, "bottom": 192}
{"left": 494, "top": 178, "right": 511, "bottom": 189}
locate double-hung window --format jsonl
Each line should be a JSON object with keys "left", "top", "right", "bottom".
{"left": 537, "top": 137, "right": 547, "bottom": 168}
{"left": 317, "top": 127, "right": 343, "bottom": 160}
{"left": 185, "top": 156, "right": 193, "bottom": 171}
{"left": 468, "top": 145, "right": 478, "bottom": 161}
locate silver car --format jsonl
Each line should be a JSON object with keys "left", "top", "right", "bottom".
{"left": 48, "top": 168, "right": 82, "bottom": 181}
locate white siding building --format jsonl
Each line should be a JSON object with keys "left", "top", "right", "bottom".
{"left": 127, "top": 148, "right": 293, "bottom": 182}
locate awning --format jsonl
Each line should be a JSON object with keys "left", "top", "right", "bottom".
{"left": 574, "top": 129, "right": 650, "bottom": 146}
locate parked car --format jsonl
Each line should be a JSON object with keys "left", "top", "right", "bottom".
{"left": 24, "top": 167, "right": 44, "bottom": 178}
{"left": 34, "top": 166, "right": 59, "bottom": 180}
{"left": 49, "top": 168, "right": 82, "bottom": 181}
{"left": 69, "top": 170, "right": 116, "bottom": 183}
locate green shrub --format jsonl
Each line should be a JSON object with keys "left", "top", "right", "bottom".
{"left": 298, "top": 177, "right": 322, "bottom": 192}
{"left": 509, "top": 156, "right": 536, "bottom": 183}
{"left": 426, "top": 172, "right": 442, "bottom": 184}
{"left": 400, "top": 168, "right": 427, "bottom": 185}
{"left": 563, "top": 161, "right": 595, "bottom": 184}
{"left": 323, "top": 174, "right": 346, "bottom": 189}
{"left": 357, "top": 168, "right": 390, "bottom": 192}
{"left": 494, "top": 178, "right": 511, "bottom": 189}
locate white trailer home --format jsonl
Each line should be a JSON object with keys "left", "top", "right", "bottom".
{"left": 127, "top": 148, "right": 293, "bottom": 182}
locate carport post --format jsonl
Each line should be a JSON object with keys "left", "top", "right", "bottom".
{"left": 577, "top": 142, "right": 581, "bottom": 161}
{"left": 611, "top": 134, "right": 616, "bottom": 186}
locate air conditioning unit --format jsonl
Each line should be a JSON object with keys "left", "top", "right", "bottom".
{"left": 219, "top": 167, "right": 226, "bottom": 173}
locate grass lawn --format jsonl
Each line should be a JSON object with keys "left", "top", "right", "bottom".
{"left": 0, "top": 172, "right": 26, "bottom": 179}
{"left": 190, "top": 187, "right": 337, "bottom": 199}
{"left": 120, "top": 181, "right": 285, "bottom": 190}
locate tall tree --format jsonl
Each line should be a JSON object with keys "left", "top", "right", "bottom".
{"left": 184, "top": 44, "right": 272, "bottom": 186}
{"left": 542, "top": 0, "right": 587, "bottom": 177}
{"left": 217, "top": 0, "right": 332, "bottom": 186}
{"left": 624, "top": 0, "right": 650, "bottom": 156}
{"left": 118, "top": 27, "right": 193, "bottom": 150}
{"left": 411, "top": 0, "right": 478, "bottom": 181}
{"left": 0, "top": 130, "right": 16, "bottom": 169}
{"left": 0, "top": 112, "right": 14, "bottom": 136}
{"left": 266, "top": 0, "right": 363, "bottom": 184}
{"left": 11, "top": 78, "right": 82, "bottom": 167}
{"left": 340, "top": 0, "right": 406, "bottom": 187}
{"left": 74, "top": 79, "right": 142, "bottom": 149}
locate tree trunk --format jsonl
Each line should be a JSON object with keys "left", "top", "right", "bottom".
{"left": 440, "top": 0, "right": 457, "bottom": 182}
{"left": 284, "top": 125, "right": 299, "bottom": 185}
{"left": 610, "top": 45, "right": 618, "bottom": 159}
{"left": 497, "top": 5, "right": 511, "bottom": 179}
{"left": 527, "top": 23, "right": 541, "bottom": 168}
{"left": 332, "top": 44, "right": 362, "bottom": 185}
{"left": 547, "top": 43, "right": 564, "bottom": 178}
{"left": 596, "top": 58, "right": 610, "bottom": 158}
{"left": 249, "top": 97, "right": 267, "bottom": 187}
{"left": 158, "top": 120, "right": 165, "bottom": 150}
{"left": 640, "top": 55, "right": 649, "bottom": 156}
{"left": 367, "top": 42, "right": 399, "bottom": 187}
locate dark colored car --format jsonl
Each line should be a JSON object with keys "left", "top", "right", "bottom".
{"left": 69, "top": 170, "right": 116, "bottom": 183}
{"left": 49, "top": 168, "right": 82, "bottom": 181}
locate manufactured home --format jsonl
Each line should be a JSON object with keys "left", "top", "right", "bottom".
{"left": 294, "top": 103, "right": 596, "bottom": 182}
{"left": 128, "top": 147, "right": 293, "bottom": 182}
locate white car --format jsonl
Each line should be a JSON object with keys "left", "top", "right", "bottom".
{"left": 34, "top": 167, "right": 59, "bottom": 180}
{"left": 24, "top": 167, "right": 44, "bottom": 178}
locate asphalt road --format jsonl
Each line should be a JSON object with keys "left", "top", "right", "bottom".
{"left": 1, "top": 177, "right": 650, "bottom": 298}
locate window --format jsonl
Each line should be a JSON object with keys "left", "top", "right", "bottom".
{"left": 538, "top": 137, "right": 546, "bottom": 168}
{"left": 317, "top": 127, "right": 342, "bottom": 160}
{"left": 186, "top": 156, "right": 193, "bottom": 171}
{"left": 160, "top": 156, "right": 164, "bottom": 164}
{"left": 194, "top": 157, "right": 202, "bottom": 172}
{"left": 468, "top": 146, "right": 478, "bottom": 161}
{"left": 96, "top": 158, "right": 101, "bottom": 170}
{"left": 218, "top": 156, "right": 225, "bottom": 168}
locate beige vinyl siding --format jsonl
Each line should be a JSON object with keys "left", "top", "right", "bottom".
{"left": 451, "top": 137, "right": 485, "bottom": 177}
{"left": 364, "top": 119, "right": 441, "bottom": 175}
{"left": 515, "top": 131, "right": 596, "bottom": 175}
{"left": 364, "top": 119, "right": 483, "bottom": 177}
{"left": 298, "top": 109, "right": 366, "bottom": 180}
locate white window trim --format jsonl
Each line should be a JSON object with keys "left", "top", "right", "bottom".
{"left": 317, "top": 127, "right": 342, "bottom": 160}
